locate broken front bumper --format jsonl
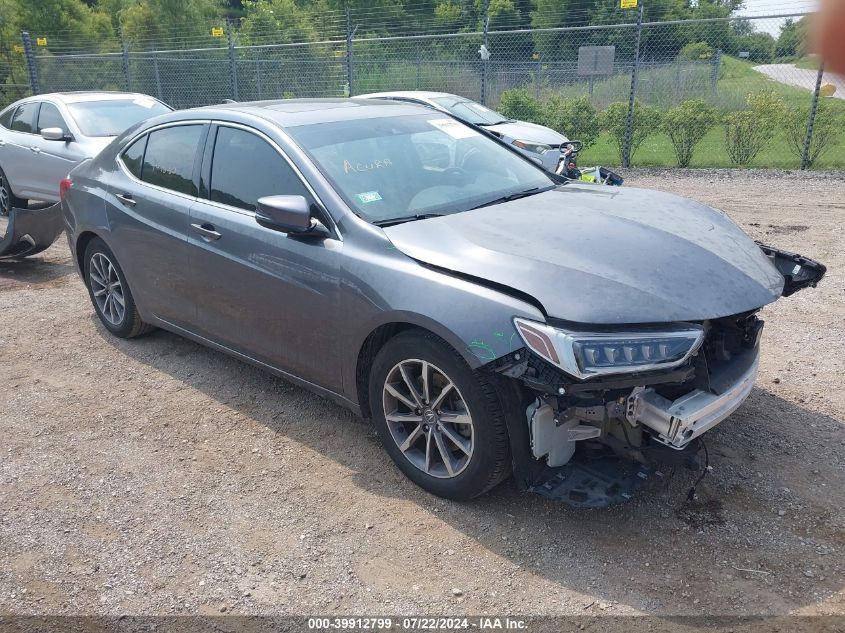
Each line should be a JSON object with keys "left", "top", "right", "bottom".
{"left": 0, "top": 203, "right": 64, "bottom": 259}
{"left": 626, "top": 349, "right": 759, "bottom": 449}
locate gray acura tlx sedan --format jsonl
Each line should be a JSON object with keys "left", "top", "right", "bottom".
{"left": 62, "top": 99, "right": 825, "bottom": 506}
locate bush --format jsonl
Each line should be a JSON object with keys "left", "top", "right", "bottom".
{"left": 543, "top": 95, "right": 601, "bottom": 149}
{"left": 497, "top": 88, "right": 543, "bottom": 123}
{"left": 661, "top": 99, "right": 718, "bottom": 167}
{"left": 679, "top": 42, "right": 713, "bottom": 61}
{"left": 724, "top": 90, "right": 786, "bottom": 166}
{"left": 784, "top": 100, "right": 842, "bottom": 168}
{"left": 601, "top": 100, "right": 662, "bottom": 164}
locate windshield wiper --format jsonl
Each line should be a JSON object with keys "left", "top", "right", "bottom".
{"left": 373, "top": 213, "right": 444, "bottom": 228}
{"left": 469, "top": 186, "right": 550, "bottom": 210}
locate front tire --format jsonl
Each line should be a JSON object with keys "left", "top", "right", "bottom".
{"left": 369, "top": 329, "right": 512, "bottom": 500}
{"left": 0, "top": 165, "right": 27, "bottom": 217}
{"left": 83, "top": 237, "right": 153, "bottom": 338}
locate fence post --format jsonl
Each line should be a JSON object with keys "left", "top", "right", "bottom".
{"left": 345, "top": 6, "right": 355, "bottom": 97}
{"left": 710, "top": 48, "right": 722, "bottom": 93}
{"left": 801, "top": 62, "right": 824, "bottom": 170}
{"left": 119, "top": 26, "right": 131, "bottom": 91}
{"left": 152, "top": 52, "right": 163, "bottom": 101}
{"left": 255, "top": 49, "right": 263, "bottom": 100}
{"left": 21, "top": 32, "right": 40, "bottom": 95}
{"left": 480, "top": 0, "right": 490, "bottom": 105}
{"left": 226, "top": 22, "right": 239, "bottom": 101}
{"left": 622, "top": 2, "right": 643, "bottom": 168}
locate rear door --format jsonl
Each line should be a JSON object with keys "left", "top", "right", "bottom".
{"left": 108, "top": 123, "right": 207, "bottom": 327}
{"left": 2, "top": 102, "right": 41, "bottom": 199}
{"left": 188, "top": 123, "right": 342, "bottom": 388}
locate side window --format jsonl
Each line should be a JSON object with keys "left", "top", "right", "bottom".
{"left": 121, "top": 135, "right": 147, "bottom": 180}
{"left": 10, "top": 102, "right": 38, "bottom": 133}
{"left": 140, "top": 125, "right": 203, "bottom": 196}
{"left": 209, "top": 126, "right": 309, "bottom": 212}
{"left": 0, "top": 107, "right": 15, "bottom": 129}
{"left": 37, "top": 102, "right": 69, "bottom": 134}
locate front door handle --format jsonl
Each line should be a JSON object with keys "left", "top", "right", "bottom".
{"left": 191, "top": 222, "right": 222, "bottom": 241}
{"left": 29, "top": 146, "right": 41, "bottom": 153}
{"left": 116, "top": 193, "right": 136, "bottom": 207}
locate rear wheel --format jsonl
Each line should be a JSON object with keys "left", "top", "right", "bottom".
{"left": 0, "top": 165, "right": 27, "bottom": 217}
{"left": 369, "top": 330, "right": 512, "bottom": 500}
{"left": 83, "top": 237, "right": 153, "bottom": 338}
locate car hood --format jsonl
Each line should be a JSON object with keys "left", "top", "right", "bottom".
{"left": 383, "top": 185, "right": 785, "bottom": 324}
{"left": 81, "top": 136, "right": 117, "bottom": 157}
{"left": 483, "top": 120, "right": 568, "bottom": 145}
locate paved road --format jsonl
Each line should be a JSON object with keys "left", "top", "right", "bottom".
{"left": 754, "top": 63, "right": 845, "bottom": 99}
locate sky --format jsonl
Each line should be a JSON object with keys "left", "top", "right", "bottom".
{"left": 737, "top": 0, "right": 817, "bottom": 35}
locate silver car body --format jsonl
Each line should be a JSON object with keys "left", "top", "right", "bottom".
{"left": 358, "top": 91, "right": 568, "bottom": 171}
{"left": 0, "top": 92, "right": 170, "bottom": 203}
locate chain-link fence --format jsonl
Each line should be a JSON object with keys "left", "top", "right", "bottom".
{"left": 3, "top": 7, "right": 843, "bottom": 169}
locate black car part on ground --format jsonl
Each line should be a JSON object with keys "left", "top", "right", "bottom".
{"left": 0, "top": 204, "right": 64, "bottom": 260}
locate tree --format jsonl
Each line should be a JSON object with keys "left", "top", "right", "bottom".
{"left": 784, "top": 100, "right": 842, "bottom": 168}
{"left": 662, "top": 99, "right": 717, "bottom": 167}
{"left": 602, "top": 100, "right": 661, "bottom": 164}
{"left": 724, "top": 90, "right": 785, "bottom": 166}
{"left": 239, "top": 0, "right": 317, "bottom": 44}
{"left": 497, "top": 88, "right": 543, "bottom": 122}
{"left": 775, "top": 17, "right": 808, "bottom": 59}
{"left": 543, "top": 95, "right": 600, "bottom": 149}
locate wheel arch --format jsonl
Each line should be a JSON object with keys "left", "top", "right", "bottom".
{"left": 354, "top": 317, "right": 483, "bottom": 419}
{"left": 74, "top": 230, "right": 101, "bottom": 275}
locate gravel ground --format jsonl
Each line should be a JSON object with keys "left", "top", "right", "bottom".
{"left": 1, "top": 169, "right": 844, "bottom": 618}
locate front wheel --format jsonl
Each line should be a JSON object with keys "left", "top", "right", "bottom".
{"left": 83, "top": 237, "right": 154, "bottom": 338}
{"left": 369, "top": 330, "right": 512, "bottom": 500}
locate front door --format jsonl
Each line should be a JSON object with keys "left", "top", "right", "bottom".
{"left": 30, "top": 102, "right": 87, "bottom": 201}
{"left": 188, "top": 124, "right": 342, "bottom": 389}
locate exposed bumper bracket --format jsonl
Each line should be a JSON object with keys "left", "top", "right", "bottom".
{"left": 626, "top": 351, "right": 760, "bottom": 449}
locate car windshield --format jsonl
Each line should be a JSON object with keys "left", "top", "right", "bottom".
{"left": 287, "top": 113, "right": 554, "bottom": 224}
{"left": 430, "top": 97, "right": 510, "bottom": 125}
{"left": 67, "top": 98, "right": 171, "bottom": 137}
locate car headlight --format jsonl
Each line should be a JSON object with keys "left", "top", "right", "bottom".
{"left": 511, "top": 139, "right": 553, "bottom": 154}
{"left": 513, "top": 318, "right": 705, "bottom": 379}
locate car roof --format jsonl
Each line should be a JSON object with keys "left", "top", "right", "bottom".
{"left": 356, "top": 91, "right": 460, "bottom": 102}
{"left": 15, "top": 92, "right": 162, "bottom": 105}
{"left": 177, "top": 98, "right": 439, "bottom": 127}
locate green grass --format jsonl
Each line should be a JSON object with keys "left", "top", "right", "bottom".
{"left": 569, "top": 56, "right": 845, "bottom": 169}
{"left": 580, "top": 124, "right": 845, "bottom": 170}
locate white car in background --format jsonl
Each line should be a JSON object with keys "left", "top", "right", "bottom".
{"left": 358, "top": 90, "right": 568, "bottom": 171}
{"left": 0, "top": 92, "right": 171, "bottom": 214}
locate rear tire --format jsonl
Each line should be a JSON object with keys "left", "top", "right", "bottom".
{"left": 0, "top": 165, "right": 27, "bottom": 217}
{"left": 369, "top": 329, "right": 512, "bottom": 500}
{"left": 83, "top": 237, "right": 154, "bottom": 338}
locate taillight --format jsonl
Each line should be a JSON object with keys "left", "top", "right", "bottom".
{"left": 59, "top": 178, "right": 72, "bottom": 201}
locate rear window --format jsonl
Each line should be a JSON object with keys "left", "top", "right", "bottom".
{"left": 10, "top": 102, "right": 38, "bottom": 133}
{"left": 67, "top": 97, "right": 171, "bottom": 137}
{"left": 140, "top": 125, "right": 203, "bottom": 196}
{"left": 0, "top": 107, "right": 14, "bottom": 129}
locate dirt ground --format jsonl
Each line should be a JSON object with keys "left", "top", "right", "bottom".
{"left": 1, "top": 169, "right": 844, "bottom": 619}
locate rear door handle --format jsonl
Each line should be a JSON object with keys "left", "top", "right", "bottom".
{"left": 29, "top": 146, "right": 41, "bottom": 153}
{"left": 116, "top": 193, "right": 136, "bottom": 207}
{"left": 191, "top": 222, "right": 222, "bottom": 241}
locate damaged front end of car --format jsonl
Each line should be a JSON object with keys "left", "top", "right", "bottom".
{"left": 487, "top": 244, "right": 826, "bottom": 508}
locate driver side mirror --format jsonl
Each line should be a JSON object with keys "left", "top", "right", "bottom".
{"left": 256, "top": 195, "right": 325, "bottom": 235}
{"left": 41, "top": 127, "right": 72, "bottom": 142}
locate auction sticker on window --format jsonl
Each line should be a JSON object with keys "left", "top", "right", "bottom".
{"left": 428, "top": 118, "right": 478, "bottom": 139}
{"left": 133, "top": 97, "right": 158, "bottom": 109}
{"left": 356, "top": 191, "right": 383, "bottom": 204}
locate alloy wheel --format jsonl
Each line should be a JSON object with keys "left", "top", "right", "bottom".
{"left": 382, "top": 359, "right": 474, "bottom": 479}
{"left": 89, "top": 252, "right": 126, "bottom": 326}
